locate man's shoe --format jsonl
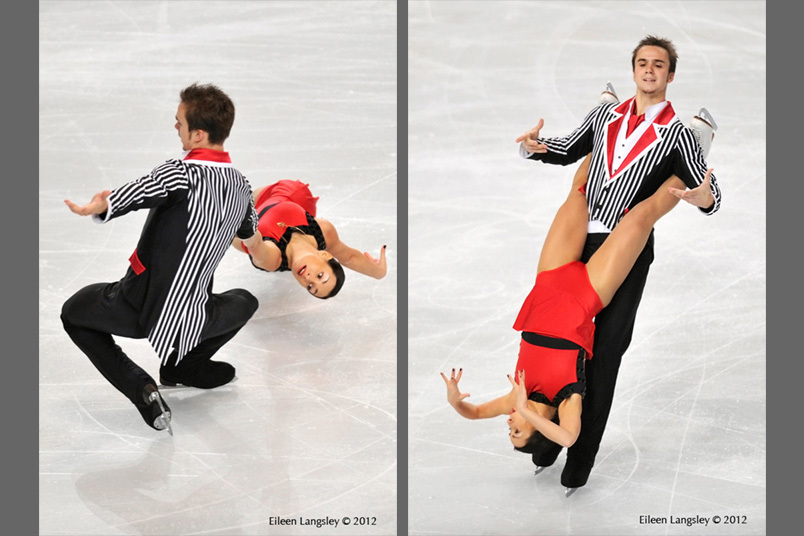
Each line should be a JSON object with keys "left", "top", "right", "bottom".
{"left": 160, "top": 360, "right": 236, "bottom": 389}
{"left": 560, "top": 458, "right": 593, "bottom": 489}
{"left": 690, "top": 107, "right": 718, "bottom": 159}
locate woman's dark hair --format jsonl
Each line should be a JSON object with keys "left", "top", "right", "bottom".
{"left": 179, "top": 83, "right": 235, "bottom": 144}
{"left": 513, "top": 412, "right": 560, "bottom": 456}
{"left": 317, "top": 258, "right": 345, "bottom": 299}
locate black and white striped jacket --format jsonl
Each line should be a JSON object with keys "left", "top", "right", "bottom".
{"left": 522, "top": 98, "right": 722, "bottom": 231}
{"left": 94, "top": 149, "right": 258, "bottom": 364}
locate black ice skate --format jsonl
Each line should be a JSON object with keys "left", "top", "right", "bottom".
{"left": 140, "top": 383, "right": 173, "bottom": 435}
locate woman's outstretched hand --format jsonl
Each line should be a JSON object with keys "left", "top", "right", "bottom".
{"left": 440, "top": 368, "right": 469, "bottom": 407}
{"left": 363, "top": 245, "right": 387, "bottom": 279}
{"left": 507, "top": 370, "right": 528, "bottom": 411}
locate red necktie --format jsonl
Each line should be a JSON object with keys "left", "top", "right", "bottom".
{"left": 626, "top": 111, "right": 645, "bottom": 137}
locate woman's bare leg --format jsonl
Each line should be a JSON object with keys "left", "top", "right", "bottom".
{"left": 586, "top": 174, "right": 688, "bottom": 307}
{"left": 252, "top": 186, "right": 265, "bottom": 203}
{"left": 537, "top": 154, "right": 592, "bottom": 274}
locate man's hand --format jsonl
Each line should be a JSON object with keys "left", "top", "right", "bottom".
{"left": 64, "top": 190, "right": 111, "bottom": 216}
{"left": 668, "top": 168, "right": 715, "bottom": 209}
{"left": 440, "top": 368, "right": 470, "bottom": 407}
{"left": 242, "top": 230, "right": 280, "bottom": 271}
{"left": 516, "top": 118, "right": 548, "bottom": 154}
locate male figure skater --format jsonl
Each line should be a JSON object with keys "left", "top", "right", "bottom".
{"left": 516, "top": 35, "right": 722, "bottom": 491}
{"left": 61, "top": 83, "right": 274, "bottom": 433}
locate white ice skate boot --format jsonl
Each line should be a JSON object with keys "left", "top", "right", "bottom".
{"left": 690, "top": 107, "right": 718, "bottom": 159}
{"left": 599, "top": 81, "right": 619, "bottom": 105}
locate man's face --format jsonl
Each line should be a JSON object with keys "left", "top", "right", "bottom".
{"left": 632, "top": 45, "right": 674, "bottom": 97}
{"left": 174, "top": 103, "right": 193, "bottom": 151}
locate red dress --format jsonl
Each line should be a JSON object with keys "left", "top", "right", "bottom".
{"left": 513, "top": 261, "right": 603, "bottom": 356}
{"left": 241, "top": 180, "right": 326, "bottom": 271}
{"left": 512, "top": 261, "right": 604, "bottom": 405}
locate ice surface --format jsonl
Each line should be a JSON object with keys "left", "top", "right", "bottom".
{"left": 39, "top": 2, "right": 397, "bottom": 534}
{"left": 408, "top": 1, "right": 765, "bottom": 534}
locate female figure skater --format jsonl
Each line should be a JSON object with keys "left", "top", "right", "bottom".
{"left": 441, "top": 155, "right": 711, "bottom": 463}
{"left": 231, "top": 179, "right": 387, "bottom": 298}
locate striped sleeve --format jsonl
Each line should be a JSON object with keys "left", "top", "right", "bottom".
{"left": 520, "top": 104, "right": 611, "bottom": 165}
{"left": 236, "top": 196, "right": 259, "bottom": 239}
{"left": 674, "top": 128, "right": 722, "bottom": 215}
{"left": 101, "top": 160, "right": 189, "bottom": 221}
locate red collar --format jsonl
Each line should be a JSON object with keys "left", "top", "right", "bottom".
{"left": 615, "top": 97, "right": 674, "bottom": 126}
{"left": 183, "top": 148, "right": 231, "bottom": 163}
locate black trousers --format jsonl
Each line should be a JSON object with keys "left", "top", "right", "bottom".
{"left": 61, "top": 281, "right": 258, "bottom": 407}
{"left": 534, "top": 231, "right": 655, "bottom": 485}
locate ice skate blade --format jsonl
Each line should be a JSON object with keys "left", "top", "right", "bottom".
{"left": 159, "top": 375, "right": 238, "bottom": 389}
{"left": 599, "top": 81, "right": 619, "bottom": 104}
{"left": 157, "top": 381, "right": 192, "bottom": 390}
{"left": 565, "top": 487, "right": 578, "bottom": 498}
{"left": 697, "top": 107, "right": 718, "bottom": 131}
{"left": 153, "top": 414, "right": 173, "bottom": 436}
{"left": 534, "top": 466, "right": 546, "bottom": 476}
{"left": 149, "top": 391, "right": 173, "bottom": 436}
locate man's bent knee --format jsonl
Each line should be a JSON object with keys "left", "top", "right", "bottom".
{"left": 231, "top": 288, "right": 259, "bottom": 317}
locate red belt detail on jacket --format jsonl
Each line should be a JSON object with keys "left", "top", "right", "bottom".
{"left": 129, "top": 249, "right": 146, "bottom": 275}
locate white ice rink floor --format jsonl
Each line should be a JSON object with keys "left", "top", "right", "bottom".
{"left": 39, "top": 2, "right": 397, "bottom": 535}
{"left": 408, "top": 1, "right": 765, "bottom": 535}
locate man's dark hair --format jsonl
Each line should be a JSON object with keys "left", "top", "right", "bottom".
{"left": 317, "top": 258, "right": 345, "bottom": 299}
{"left": 631, "top": 35, "right": 679, "bottom": 73}
{"left": 179, "top": 83, "right": 235, "bottom": 145}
